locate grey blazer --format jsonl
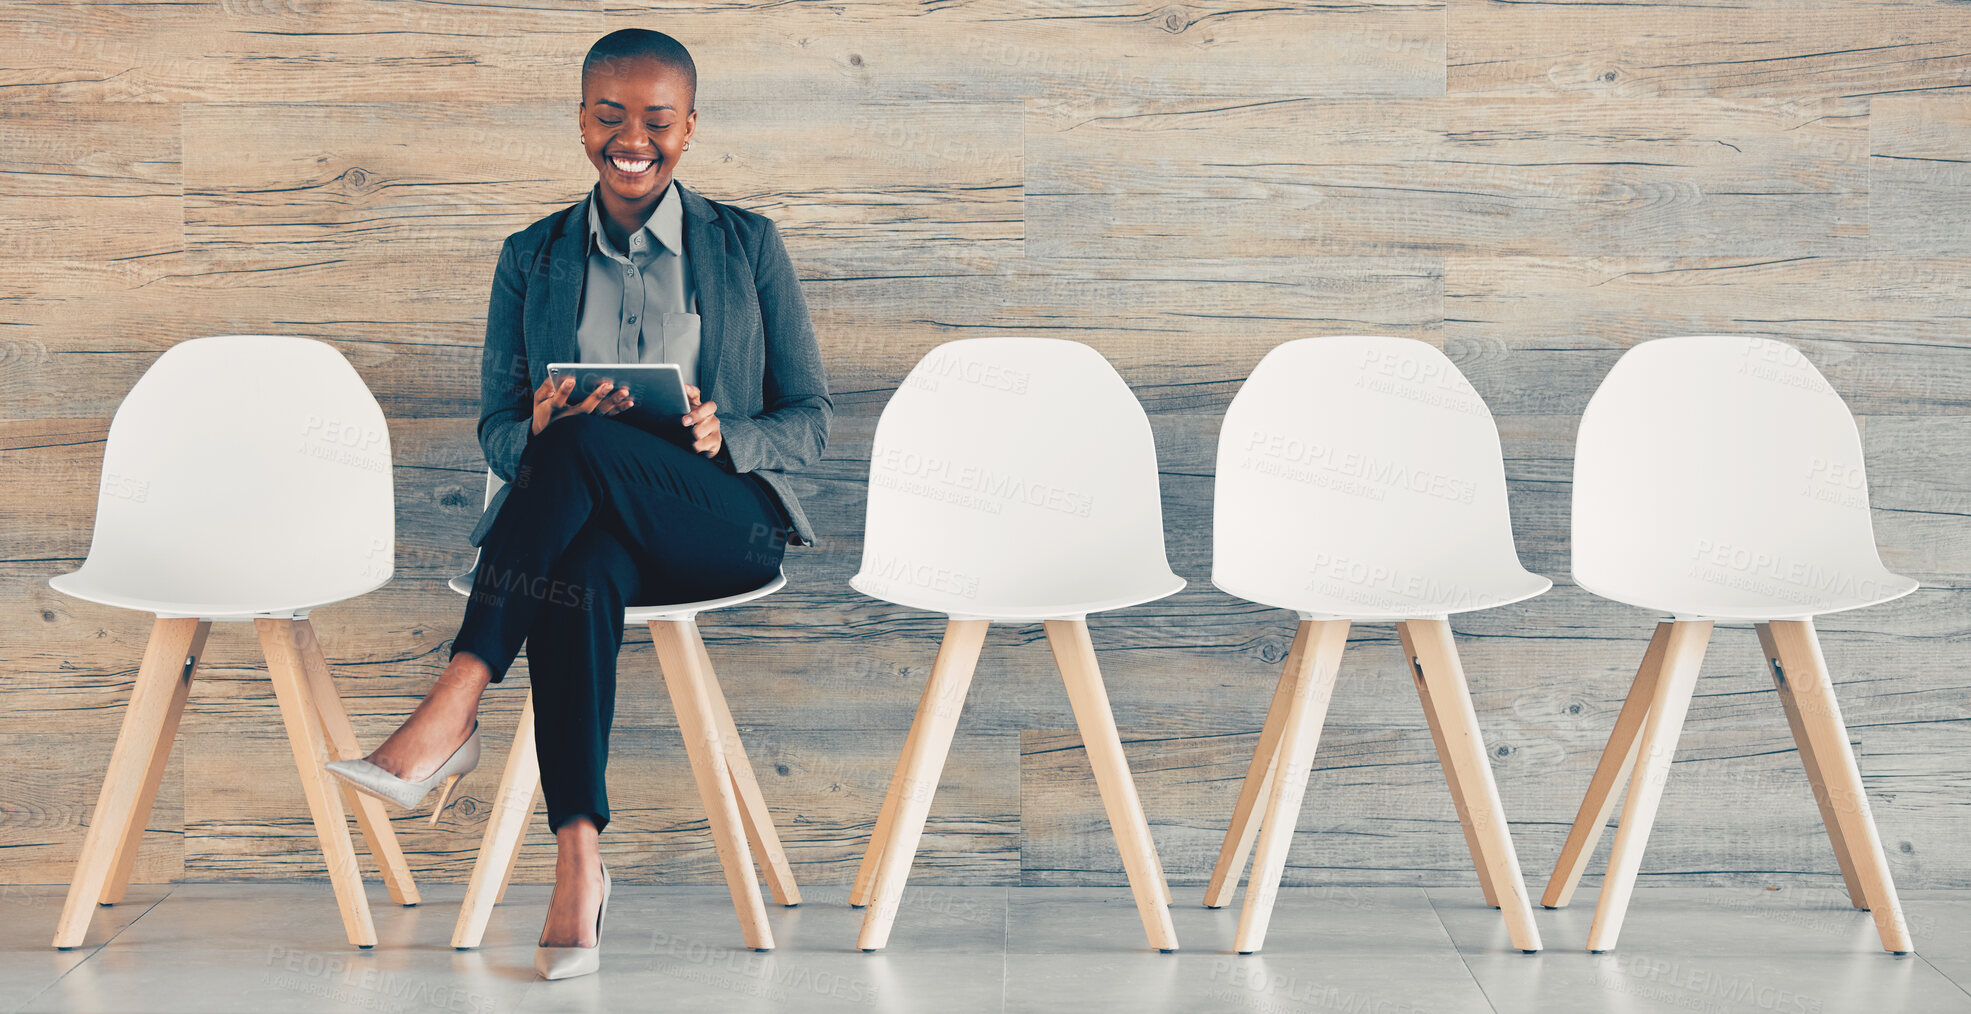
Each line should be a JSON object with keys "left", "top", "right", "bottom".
{"left": 468, "top": 184, "right": 832, "bottom": 548}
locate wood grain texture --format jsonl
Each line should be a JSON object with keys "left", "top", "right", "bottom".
{"left": 3, "top": 0, "right": 1967, "bottom": 889}
{"left": 1446, "top": 0, "right": 1971, "bottom": 100}
{"left": 1028, "top": 97, "right": 1872, "bottom": 260}
{"left": 3, "top": 2, "right": 1446, "bottom": 104}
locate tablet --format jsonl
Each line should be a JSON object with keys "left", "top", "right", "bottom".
{"left": 545, "top": 363, "right": 693, "bottom": 426}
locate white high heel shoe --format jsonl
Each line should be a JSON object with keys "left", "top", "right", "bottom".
{"left": 325, "top": 721, "right": 481, "bottom": 826}
{"left": 536, "top": 862, "right": 610, "bottom": 980}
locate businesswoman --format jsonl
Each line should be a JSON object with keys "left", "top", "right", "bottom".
{"left": 326, "top": 29, "right": 830, "bottom": 979}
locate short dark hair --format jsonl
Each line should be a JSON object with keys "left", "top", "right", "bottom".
{"left": 582, "top": 29, "right": 697, "bottom": 105}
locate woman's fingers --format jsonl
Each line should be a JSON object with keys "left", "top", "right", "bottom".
{"left": 599, "top": 384, "right": 634, "bottom": 416}
{"left": 572, "top": 379, "right": 614, "bottom": 414}
{"left": 683, "top": 397, "right": 718, "bottom": 427}
{"left": 531, "top": 376, "right": 560, "bottom": 434}
{"left": 692, "top": 415, "right": 721, "bottom": 456}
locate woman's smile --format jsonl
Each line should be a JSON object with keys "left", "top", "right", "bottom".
{"left": 580, "top": 53, "right": 695, "bottom": 219}
{"left": 608, "top": 154, "right": 656, "bottom": 178}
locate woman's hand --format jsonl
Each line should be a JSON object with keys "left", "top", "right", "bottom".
{"left": 531, "top": 375, "right": 633, "bottom": 436}
{"left": 682, "top": 383, "right": 722, "bottom": 458}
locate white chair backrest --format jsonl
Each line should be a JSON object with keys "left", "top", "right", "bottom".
{"left": 1212, "top": 336, "right": 1533, "bottom": 614}
{"left": 454, "top": 471, "right": 506, "bottom": 574}
{"left": 1573, "top": 335, "right": 1901, "bottom": 613}
{"left": 81, "top": 335, "right": 393, "bottom": 610}
{"left": 853, "top": 337, "right": 1179, "bottom": 616}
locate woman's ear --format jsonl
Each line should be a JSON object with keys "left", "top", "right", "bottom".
{"left": 682, "top": 109, "right": 699, "bottom": 150}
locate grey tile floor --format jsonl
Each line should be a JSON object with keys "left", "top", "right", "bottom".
{"left": 6, "top": 883, "right": 1969, "bottom": 1013}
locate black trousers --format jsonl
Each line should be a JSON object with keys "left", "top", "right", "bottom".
{"left": 451, "top": 412, "right": 792, "bottom": 833}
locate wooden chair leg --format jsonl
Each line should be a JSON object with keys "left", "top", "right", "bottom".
{"left": 1235, "top": 619, "right": 1350, "bottom": 954}
{"left": 1044, "top": 619, "right": 1180, "bottom": 953}
{"left": 1403, "top": 619, "right": 1543, "bottom": 953}
{"left": 255, "top": 618, "right": 377, "bottom": 949}
{"left": 492, "top": 784, "right": 536, "bottom": 906}
{"left": 1204, "top": 621, "right": 1311, "bottom": 910}
{"left": 1586, "top": 620, "right": 1712, "bottom": 953}
{"left": 689, "top": 629, "right": 801, "bottom": 907}
{"left": 292, "top": 619, "right": 419, "bottom": 907}
{"left": 96, "top": 620, "right": 210, "bottom": 909}
{"left": 1543, "top": 621, "right": 1672, "bottom": 909}
{"left": 851, "top": 642, "right": 943, "bottom": 909}
{"left": 1763, "top": 620, "right": 1912, "bottom": 954}
{"left": 857, "top": 618, "right": 989, "bottom": 952}
{"left": 54, "top": 618, "right": 207, "bottom": 948}
{"left": 1757, "top": 622, "right": 1868, "bottom": 911}
{"left": 1151, "top": 835, "right": 1173, "bottom": 906}
{"left": 453, "top": 691, "right": 540, "bottom": 949}
{"left": 1398, "top": 621, "right": 1500, "bottom": 910}
{"left": 652, "top": 620, "right": 773, "bottom": 951}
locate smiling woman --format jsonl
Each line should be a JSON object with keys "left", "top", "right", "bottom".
{"left": 318, "top": 27, "right": 833, "bottom": 983}
{"left": 580, "top": 31, "right": 697, "bottom": 244}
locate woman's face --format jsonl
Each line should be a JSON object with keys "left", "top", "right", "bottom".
{"left": 579, "top": 57, "right": 697, "bottom": 204}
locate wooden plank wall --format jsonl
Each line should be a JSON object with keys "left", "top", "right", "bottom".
{"left": 2, "top": 1, "right": 1966, "bottom": 896}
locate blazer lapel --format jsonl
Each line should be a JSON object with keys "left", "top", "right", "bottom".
{"left": 540, "top": 195, "right": 586, "bottom": 372}
{"left": 681, "top": 184, "right": 725, "bottom": 396}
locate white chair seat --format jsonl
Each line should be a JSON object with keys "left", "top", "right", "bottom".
{"left": 52, "top": 567, "right": 389, "bottom": 621}
{"left": 1213, "top": 564, "right": 1550, "bottom": 621}
{"left": 50, "top": 333, "right": 396, "bottom": 623}
{"left": 1578, "top": 566, "right": 1917, "bottom": 622}
{"left": 851, "top": 337, "right": 1186, "bottom": 619}
{"left": 448, "top": 564, "right": 786, "bottom": 621}
{"left": 1211, "top": 336, "right": 1549, "bottom": 624}
{"left": 447, "top": 468, "right": 787, "bottom": 621}
{"left": 1572, "top": 335, "right": 1918, "bottom": 622}
{"left": 848, "top": 569, "right": 1183, "bottom": 621}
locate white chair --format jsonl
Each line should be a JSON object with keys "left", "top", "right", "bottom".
{"left": 849, "top": 337, "right": 1186, "bottom": 952}
{"left": 1204, "top": 336, "right": 1548, "bottom": 954}
{"left": 49, "top": 335, "right": 416, "bottom": 950}
{"left": 1544, "top": 335, "right": 1916, "bottom": 954}
{"left": 445, "top": 470, "right": 800, "bottom": 953}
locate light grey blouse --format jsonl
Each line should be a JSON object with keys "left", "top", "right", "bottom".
{"left": 575, "top": 180, "right": 701, "bottom": 386}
